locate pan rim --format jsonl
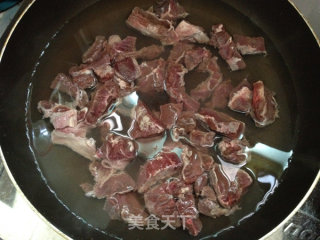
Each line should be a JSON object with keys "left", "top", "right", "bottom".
{"left": 0, "top": 0, "right": 319, "bottom": 239}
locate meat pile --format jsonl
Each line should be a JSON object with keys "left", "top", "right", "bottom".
{"left": 37, "top": 0, "right": 279, "bottom": 236}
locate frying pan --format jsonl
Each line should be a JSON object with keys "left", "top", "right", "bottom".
{"left": 0, "top": 0, "right": 319, "bottom": 239}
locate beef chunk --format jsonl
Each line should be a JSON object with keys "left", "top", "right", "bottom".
{"left": 114, "top": 57, "right": 141, "bottom": 83}
{"left": 194, "top": 173, "right": 208, "bottom": 196}
{"left": 168, "top": 42, "right": 194, "bottom": 63}
{"left": 159, "top": 103, "right": 183, "bottom": 129}
{"left": 137, "top": 151, "right": 182, "bottom": 193}
{"left": 251, "top": 80, "right": 279, "bottom": 127}
{"left": 206, "top": 80, "right": 233, "bottom": 109}
{"left": 209, "top": 164, "right": 253, "bottom": 208}
{"left": 190, "top": 57, "right": 223, "bottom": 102}
{"left": 181, "top": 146, "right": 204, "bottom": 184}
{"left": 196, "top": 108, "right": 245, "bottom": 139}
{"left": 218, "top": 138, "right": 249, "bottom": 164}
{"left": 86, "top": 82, "right": 120, "bottom": 124}
{"left": 93, "top": 171, "right": 136, "bottom": 199}
{"left": 82, "top": 36, "right": 108, "bottom": 63}
{"left": 51, "top": 130, "right": 96, "bottom": 161}
{"left": 189, "top": 130, "right": 215, "bottom": 148}
{"left": 137, "top": 58, "right": 166, "bottom": 93}
{"left": 104, "top": 192, "right": 148, "bottom": 223}
{"left": 166, "top": 63, "right": 188, "bottom": 90}
{"left": 87, "top": 54, "right": 114, "bottom": 81}
{"left": 69, "top": 65, "right": 97, "bottom": 90}
{"left": 109, "top": 36, "right": 137, "bottom": 59}
{"left": 210, "top": 24, "right": 246, "bottom": 71}
{"left": 184, "top": 47, "right": 211, "bottom": 71}
{"left": 233, "top": 34, "right": 267, "bottom": 55}
{"left": 174, "top": 20, "right": 209, "bottom": 44}
{"left": 144, "top": 181, "right": 182, "bottom": 227}
{"left": 126, "top": 7, "right": 178, "bottom": 45}
{"left": 176, "top": 191, "right": 202, "bottom": 236}
{"left": 96, "top": 133, "right": 136, "bottom": 170}
{"left": 37, "top": 101, "right": 78, "bottom": 129}
{"left": 50, "top": 73, "right": 89, "bottom": 108}
{"left": 133, "top": 44, "right": 165, "bottom": 60}
{"left": 198, "top": 197, "right": 238, "bottom": 218}
{"left": 129, "top": 100, "right": 165, "bottom": 139}
{"left": 228, "top": 79, "right": 253, "bottom": 113}
{"left": 153, "top": 0, "right": 188, "bottom": 21}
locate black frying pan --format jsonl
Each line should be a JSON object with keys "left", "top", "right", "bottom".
{"left": 0, "top": 0, "right": 319, "bottom": 239}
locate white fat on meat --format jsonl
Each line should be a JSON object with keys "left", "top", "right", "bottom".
{"left": 51, "top": 130, "right": 96, "bottom": 161}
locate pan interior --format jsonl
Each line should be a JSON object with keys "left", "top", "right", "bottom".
{"left": 26, "top": 0, "right": 297, "bottom": 238}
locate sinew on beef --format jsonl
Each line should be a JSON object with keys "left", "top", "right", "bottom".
{"left": 251, "top": 80, "right": 279, "bottom": 127}
{"left": 137, "top": 151, "right": 182, "bottom": 193}
{"left": 209, "top": 24, "right": 246, "bottom": 71}
{"left": 129, "top": 100, "right": 165, "bottom": 139}
{"left": 233, "top": 34, "right": 267, "bottom": 55}
{"left": 96, "top": 133, "right": 137, "bottom": 170}
{"left": 228, "top": 79, "right": 253, "bottom": 113}
{"left": 209, "top": 164, "right": 253, "bottom": 208}
{"left": 196, "top": 108, "right": 245, "bottom": 139}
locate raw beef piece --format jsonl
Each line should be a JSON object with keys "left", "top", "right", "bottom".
{"left": 168, "top": 42, "right": 194, "bottom": 63}
{"left": 109, "top": 36, "right": 136, "bottom": 59}
{"left": 189, "top": 129, "right": 215, "bottom": 147}
{"left": 184, "top": 47, "right": 212, "bottom": 71}
{"left": 175, "top": 20, "right": 209, "bottom": 44}
{"left": 137, "top": 151, "right": 182, "bottom": 193}
{"left": 159, "top": 103, "right": 183, "bottom": 129}
{"left": 251, "top": 80, "right": 279, "bottom": 127}
{"left": 144, "top": 181, "right": 182, "bottom": 227}
{"left": 69, "top": 65, "right": 97, "bottom": 89}
{"left": 198, "top": 195, "right": 239, "bottom": 218}
{"left": 92, "top": 171, "right": 136, "bottom": 199}
{"left": 194, "top": 173, "right": 208, "bottom": 196}
{"left": 166, "top": 63, "right": 188, "bottom": 90}
{"left": 89, "top": 161, "right": 114, "bottom": 185}
{"left": 209, "top": 164, "right": 253, "bottom": 208}
{"left": 114, "top": 57, "right": 141, "bottom": 83}
{"left": 50, "top": 73, "right": 89, "bottom": 108}
{"left": 175, "top": 90, "right": 200, "bottom": 112}
{"left": 51, "top": 130, "right": 96, "bottom": 161}
{"left": 218, "top": 138, "right": 249, "bottom": 164}
{"left": 104, "top": 192, "right": 148, "bottom": 223}
{"left": 196, "top": 108, "right": 245, "bottom": 139}
{"left": 153, "top": 0, "right": 188, "bottom": 21}
{"left": 86, "top": 82, "right": 120, "bottom": 124}
{"left": 133, "top": 44, "right": 165, "bottom": 60}
{"left": 190, "top": 57, "right": 223, "bottom": 102}
{"left": 126, "top": 7, "right": 178, "bottom": 45}
{"left": 176, "top": 191, "right": 202, "bottom": 236}
{"left": 176, "top": 111, "right": 197, "bottom": 133}
{"left": 206, "top": 80, "right": 233, "bottom": 109}
{"left": 181, "top": 146, "right": 204, "bottom": 184}
{"left": 233, "top": 34, "right": 267, "bottom": 55}
{"left": 198, "top": 152, "right": 214, "bottom": 171}
{"left": 88, "top": 54, "right": 114, "bottom": 81}
{"left": 37, "top": 101, "right": 77, "bottom": 129}
{"left": 228, "top": 79, "right": 252, "bottom": 113}
{"left": 82, "top": 36, "right": 108, "bottom": 63}
{"left": 200, "top": 185, "right": 217, "bottom": 200}
{"left": 129, "top": 100, "right": 165, "bottom": 139}
{"left": 96, "top": 133, "right": 136, "bottom": 170}
{"left": 136, "top": 58, "right": 166, "bottom": 93}
{"left": 210, "top": 24, "right": 246, "bottom": 71}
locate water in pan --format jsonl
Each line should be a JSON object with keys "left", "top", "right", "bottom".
{"left": 27, "top": 0, "right": 297, "bottom": 238}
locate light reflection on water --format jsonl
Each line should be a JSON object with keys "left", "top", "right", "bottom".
{"left": 250, "top": 143, "right": 293, "bottom": 170}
